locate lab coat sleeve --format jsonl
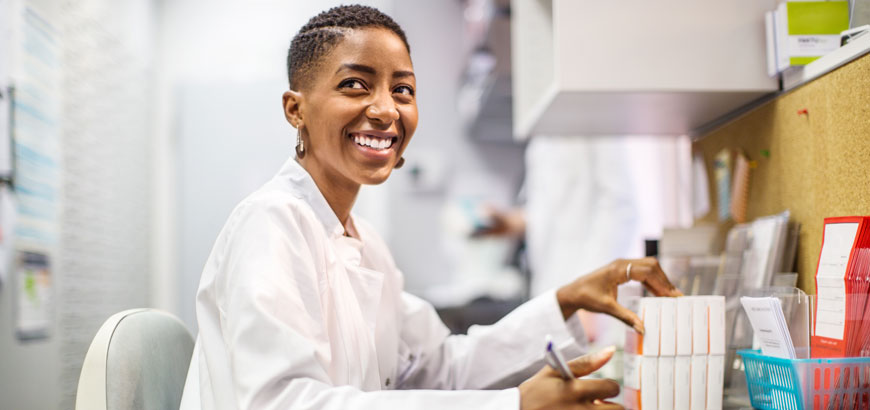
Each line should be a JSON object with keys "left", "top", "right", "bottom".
{"left": 208, "top": 199, "right": 521, "bottom": 410}
{"left": 396, "top": 289, "right": 589, "bottom": 390}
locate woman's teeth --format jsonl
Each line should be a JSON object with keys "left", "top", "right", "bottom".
{"left": 352, "top": 134, "right": 394, "bottom": 150}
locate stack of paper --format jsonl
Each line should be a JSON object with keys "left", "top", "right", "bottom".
{"left": 715, "top": 214, "right": 799, "bottom": 299}
{"left": 765, "top": 1, "right": 851, "bottom": 76}
{"left": 743, "top": 212, "right": 791, "bottom": 291}
{"left": 624, "top": 296, "right": 725, "bottom": 410}
{"left": 812, "top": 216, "right": 870, "bottom": 358}
{"left": 740, "top": 296, "right": 796, "bottom": 359}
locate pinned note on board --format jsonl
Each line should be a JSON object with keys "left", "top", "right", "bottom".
{"left": 692, "top": 153, "right": 711, "bottom": 219}
{"left": 730, "top": 153, "right": 751, "bottom": 224}
{"left": 714, "top": 149, "right": 733, "bottom": 221}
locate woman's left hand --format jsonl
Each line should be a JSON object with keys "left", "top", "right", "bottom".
{"left": 555, "top": 257, "right": 682, "bottom": 334}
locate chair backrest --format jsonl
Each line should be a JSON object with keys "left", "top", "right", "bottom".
{"left": 76, "top": 309, "right": 195, "bottom": 410}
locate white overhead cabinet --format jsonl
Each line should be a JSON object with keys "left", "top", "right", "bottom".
{"left": 511, "top": 0, "right": 779, "bottom": 139}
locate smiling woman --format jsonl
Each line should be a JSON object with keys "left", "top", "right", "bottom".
{"left": 179, "top": 5, "right": 679, "bottom": 410}
{"left": 283, "top": 25, "right": 418, "bottom": 218}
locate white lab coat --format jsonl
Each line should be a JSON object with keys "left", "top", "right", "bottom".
{"left": 180, "top": 158, "right": 588, "bottom": 410}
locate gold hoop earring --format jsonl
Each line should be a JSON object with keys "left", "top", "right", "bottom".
{"left": 295, "top": 127, "right": 305, "bottom": 158}
{"left": 395, "top": 157, "right": 405, "bottom": 169}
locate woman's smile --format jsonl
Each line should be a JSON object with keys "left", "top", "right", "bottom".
{"left": 348, "top": 130, "right": 400, "bottom": 161}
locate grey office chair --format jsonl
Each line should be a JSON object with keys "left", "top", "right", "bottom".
{"left": 76, "top": 309, "right": 195, "bottom": 410}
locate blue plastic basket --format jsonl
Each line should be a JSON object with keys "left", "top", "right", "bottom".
{"left": 738, "top": 349, "right": 870, "bottom": 410}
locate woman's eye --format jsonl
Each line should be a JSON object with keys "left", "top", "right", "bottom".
{"left": 394, "top": 85, "right": 414, "bottom": 97}
{"left": 339, "top": 79, "right": 366, "bottom": 90}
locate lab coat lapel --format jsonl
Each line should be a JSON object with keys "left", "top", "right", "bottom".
{"left": 334, "top": 232, "right": 405, "bottom": 390}
{"left": 336, "top": 238, "right": 384, "bottom": 335}
{"left": 325, "top": 241, "right": 383, "bottom": 391}
{"left": 277, "top": 158, "right": 345, "bottom": 236}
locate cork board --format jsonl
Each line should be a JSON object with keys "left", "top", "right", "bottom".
{"left": 694, "top": 53, "right": 870, "bottom": 294}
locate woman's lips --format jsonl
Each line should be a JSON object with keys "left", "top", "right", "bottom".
{"left": 348, "top": 132, "right": 400, "bottom": 160}
{"left": 349, "top": 132, "right": 397, "bottom": 150}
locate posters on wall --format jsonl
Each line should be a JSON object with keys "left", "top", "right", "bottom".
{"left": 9, "top": 2, "right": 61, "bottom": 340}
{"left": 15, "top": 250, "right": 50, "bottom": 339}
{"left": 13, "top": 2, "right": 62, "bottom": 245}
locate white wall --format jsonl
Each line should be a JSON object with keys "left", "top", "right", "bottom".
{"left": 0, "top": 1, "right": 159, "bottom": 409}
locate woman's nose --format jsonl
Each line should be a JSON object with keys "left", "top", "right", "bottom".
{"left": 366, "top": 92, "right": 400, "bottom": 123}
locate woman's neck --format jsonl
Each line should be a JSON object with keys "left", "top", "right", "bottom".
{"left": 299, "top": 158, "right": 359, "bottom": 227}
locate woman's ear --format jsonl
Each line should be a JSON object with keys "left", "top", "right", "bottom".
{"left": 282, "top": 90, "right": 304, "bottom": 127}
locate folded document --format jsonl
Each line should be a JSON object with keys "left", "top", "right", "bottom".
{"left": 740, "top": 296, "right": 796, "bottom": 359}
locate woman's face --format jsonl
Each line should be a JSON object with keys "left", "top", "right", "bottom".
{"left": 289, "top": 27, "right": 418, "bottom": 187}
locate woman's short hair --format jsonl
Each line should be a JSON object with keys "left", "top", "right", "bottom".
{"left": 287, "top": 5, "right": 410, "bottom": 90}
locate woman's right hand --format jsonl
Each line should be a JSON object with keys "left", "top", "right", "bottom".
{"left": 518, "top": 347, "right": 623, "bottom": 410}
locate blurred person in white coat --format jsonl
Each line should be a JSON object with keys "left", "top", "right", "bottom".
{"left": 179, "top": 5, "right": 680, "bottom": 410}
{"left": 478, "top": 136, "right": 688, "bottom": 347}
{"left": 524, "top": 136, "right": 638, "bottom": 298}
{"left": 475, "top": 137, "right": 638, "bottom": 344}
{"left": 526, "top": 136, "right": 641, "bottom": 346}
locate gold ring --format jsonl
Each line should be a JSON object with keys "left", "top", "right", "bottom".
{"left": 626, "top": 263, "right": 632, "bottom": 282}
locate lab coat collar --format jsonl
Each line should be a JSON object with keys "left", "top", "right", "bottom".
{"left": 275, "top": 157, "right": 347, "bottom": 238}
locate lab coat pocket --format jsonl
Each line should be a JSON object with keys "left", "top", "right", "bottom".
{"left": 395, "top": 339, "right": 421, "bottom": 388}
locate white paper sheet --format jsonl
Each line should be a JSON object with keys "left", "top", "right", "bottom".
{"left": 815, "top": 222, "right": 860, "bottom": 340}
{"left": 741, "top": 296, "right": 796, "bottom": 359}
{"left": 743, "top": 213, "right": 789, "bottom": 289}
{"left": 11, "top": 3, "right": 61, "bottom": 250}
{"left": 692, "top": 153, "right": 710, "bottom": 219}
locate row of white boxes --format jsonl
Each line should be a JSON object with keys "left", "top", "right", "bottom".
{"left": 623, "top": 296, "right": 726, "bottom": 410}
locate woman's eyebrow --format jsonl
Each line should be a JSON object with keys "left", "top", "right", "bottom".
{"left": 336, "top": 63, "right": 414, "bottom": 79}
{"left": 393, "top": 70, "right": 415, "bottom": 79}
{"left": 337, "top": 63, "right": 375, "bottom": 75}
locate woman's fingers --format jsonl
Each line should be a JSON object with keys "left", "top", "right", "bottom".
{"left": 606, "top": 300, "right": 644, "bottom": 335}
{"left": 570, "top": 378, "right": 621, "bottom": 401}
{"left": 522, "top": 348, "right": 624, "bottom": 410}
{"left": 566, "top": 346, "right": 616, "bottom": 377}
{"left": 628, "top": 258, "right": 682, "bottom": 297}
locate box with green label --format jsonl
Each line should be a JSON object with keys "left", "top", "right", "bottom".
{"left": 773, "top": 1, "right": 850, "bottom": 70}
